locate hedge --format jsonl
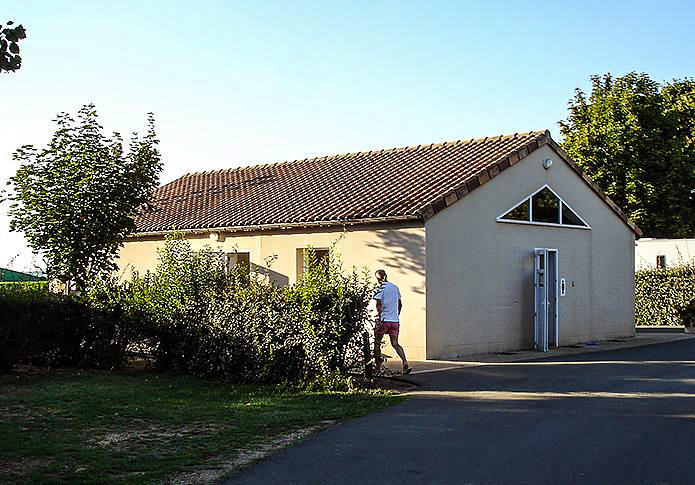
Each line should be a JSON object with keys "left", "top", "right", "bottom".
{"left": 0, "top": 286, "right": 131, "bottom": 373}
{"left": 0, "top": 281, "right": 48, "bottom": 291}
{"left": 635, "top": 264, "right": 695, "bottom": 326}
{"left": 1, "top": 237, "right": 374, "bottom": 388}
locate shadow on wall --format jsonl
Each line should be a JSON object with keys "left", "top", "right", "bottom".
{"left": 366, "top": 228, "right": 426, "bottom": 295}
{"left": 250, "top": 262, "right": 289, "bottom": 286}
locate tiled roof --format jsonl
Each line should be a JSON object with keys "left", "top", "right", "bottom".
{"left": 132, "top": 130, "right": 641, "bottom": 236}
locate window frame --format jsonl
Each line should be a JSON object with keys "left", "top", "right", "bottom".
{"left": 219, "top": 249, "right": 253, "bottom": 278}
{"left": 656, "top": 255, "right": 667, "bottom": 268}
{"left": 296, "top": 247, "right": 330, "bottom": 280}
{"left": 496, "top": 184, "right": 591, "bottom": 230}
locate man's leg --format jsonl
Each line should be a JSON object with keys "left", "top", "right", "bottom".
{"left": 389, "top": 334, "right": 409, "bottom": 370}
{"left": 373, "top": 332, "right": 384, "bottom": 365}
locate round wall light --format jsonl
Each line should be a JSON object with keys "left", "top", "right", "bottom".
{"left": 543, "top": 158, "right": 553, "bottom": 170}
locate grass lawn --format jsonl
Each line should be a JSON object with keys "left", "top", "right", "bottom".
{"left": 0, "top": 368, "right": 405, "bottom": 484}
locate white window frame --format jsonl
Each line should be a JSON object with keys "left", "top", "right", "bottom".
{"left": 496, "top": 184, "right": 591, "bottom": 230}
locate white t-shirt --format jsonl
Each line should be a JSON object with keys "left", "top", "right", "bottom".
{"left": 374, "top": 281, "right": 401, "bottom": 322}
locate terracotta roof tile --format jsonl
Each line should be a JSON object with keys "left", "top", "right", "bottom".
{"left": 133, "top": 131, "right": 545, "bottom": 232}
{"left": 132, "top": 130, "right": 640, "bottom": 236}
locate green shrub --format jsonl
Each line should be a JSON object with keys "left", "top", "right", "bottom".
{"left": 292, "top": 248, "right": 373, "bottom": 379}
{"left": 101, "top": 237, "right": 236, "bottom": 370}
{"left": 635, "top": 263, "right": 695, "bottom": 326}
{"left": 0, "top": 288, "right": 86, "bottom": 372}
{"left": 0, "top": 281, "right": 48, "bottom": 291}
{"left": 87, "top": 237, "right": 374, "bottom": 386}
{"left": 0, "top": 284, "right": 132, "bottom": 373}
{"left": 678, "top": 300, "right": 695, "bottom": 329}
{"left": 80, "top": 286, "right": 140, "bottom": 369}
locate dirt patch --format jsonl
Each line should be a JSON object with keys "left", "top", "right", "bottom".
{"left": 8, "top": 365, "right": 83, "bottom": 376}
{"left": 3, "top": 357, "right": 150, "bottom": 379}
{"left": 0, "top": 457, "right": 53, "bottom": 477}
{"left": 0, "top": 406, "right": 36, "bottom": 420}
{"left": 91, "top": 424, "right": 224, "bottom": 448}
{"left": 119, "top": 357, "right": 152, "bottom": 373}
{"left": 166, "top": 422, "right": 336, "bottom": 485}
{"left": 0, "top": 377, "right": 40, "bottom": 401}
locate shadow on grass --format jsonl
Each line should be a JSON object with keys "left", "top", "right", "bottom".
{"left": 0, "top": 368, "right": 404, "bottom": 484}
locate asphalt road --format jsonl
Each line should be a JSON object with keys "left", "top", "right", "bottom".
{"left": 226, "top": 338, "right": 695, "bottom": 484}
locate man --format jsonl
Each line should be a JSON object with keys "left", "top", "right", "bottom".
{"left": 373, "top": 269, "right": 411, "bottom": 374}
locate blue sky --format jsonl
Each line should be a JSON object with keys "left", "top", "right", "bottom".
{"left": 2, "top": 0, "right": 694, "bottom": 271}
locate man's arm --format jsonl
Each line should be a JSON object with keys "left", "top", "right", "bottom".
{"left": 376, "top": 299, "right": 383, "bottom": 320}
{"left": 398, "top": 298, "right": 402, "bottom": 315}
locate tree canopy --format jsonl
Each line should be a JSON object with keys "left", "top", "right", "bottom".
{"left": 1, "top": 20, "right": 27, "bottom": 73}
{"left": 6, "top": 105, "right": 162, "bottom": 289}
{"left": 559, "top": 72, "right": 695, "bottom": 238}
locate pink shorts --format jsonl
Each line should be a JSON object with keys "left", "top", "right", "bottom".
{"left": 376, "top": 321, "right": 400, "bottom": 338}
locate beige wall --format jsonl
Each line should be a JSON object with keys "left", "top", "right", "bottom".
{"left": 425, "top": 144, "right": 636, "bottom": 359}
{"left": 117, "top": 223, "right": 428, "bottom": 360}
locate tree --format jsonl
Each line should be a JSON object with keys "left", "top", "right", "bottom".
{"left": 1, "top": 20, "right": 27, "bottom": 73}
{"left": 6, "top": 105, "right": 162, "bottom": 290}
{"left": 559, "top": 72, "right": 695, "bottom": 238}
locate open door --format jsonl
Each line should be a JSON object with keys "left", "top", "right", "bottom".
{"left": 534, "top": 248, "right": 558, "bottom": 352}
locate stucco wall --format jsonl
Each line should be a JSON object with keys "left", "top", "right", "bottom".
{"left": 117, "top": 223, "right": 427, "bottom": 360}
{"left": 635, "top": 238, "right": 695, "bottom": 270}
{"left": 425, "top": 144, "right": 636, "bottom": 359}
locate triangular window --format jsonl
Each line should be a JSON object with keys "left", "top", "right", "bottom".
{"left": 497, "top": 185, "right": 589, "bottom": 228}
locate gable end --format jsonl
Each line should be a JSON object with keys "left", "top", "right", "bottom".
{"left": 420, "top": 131, "right": 641, "bottom": 237}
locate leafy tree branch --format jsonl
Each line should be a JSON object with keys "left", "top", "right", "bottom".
{"left": 1, "top": 20, "right": 27, "bottom": 73}
{"left": 6, "top": 104, "right": 163, "bottom": 290}
{"left": 560, "top": 72, "right": 695, "bottom": 237}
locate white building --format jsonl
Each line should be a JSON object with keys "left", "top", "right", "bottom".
{"left": 635, "top": 238, "right": 695, "bottom": 270}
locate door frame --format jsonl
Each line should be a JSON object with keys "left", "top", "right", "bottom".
{"left": 534, "top": 248, "right": 559, "bottom": 352}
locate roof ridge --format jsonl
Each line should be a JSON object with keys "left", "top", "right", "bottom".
{"left": 176, "top": 130, "right": 549, "bottom": 179}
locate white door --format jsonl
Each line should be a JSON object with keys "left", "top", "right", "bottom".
{"left": 534, "top": 248, "right": 558, "bottom": 352}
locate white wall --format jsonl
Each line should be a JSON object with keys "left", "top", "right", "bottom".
{"left": 635, "top": 238, "right": 695, "bottom": 270}
{"left": 425, "top": 144, "right": 636, "bottom": 359}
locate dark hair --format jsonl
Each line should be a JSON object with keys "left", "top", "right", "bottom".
{"left": 375, "top": 269, "right": 387, "bottom": 279}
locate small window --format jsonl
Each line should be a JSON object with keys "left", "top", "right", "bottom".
{"left": 224, "top": 251, "right": 251, "bottom": 279}
{"left": 296, "top": 247, "right": 329, "bottom": 280}
{"left": 498, "top": 185, "right": 589, "bottom": 229}
{"left": 656, "top": 255, "right": 666, "bottom": 268}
